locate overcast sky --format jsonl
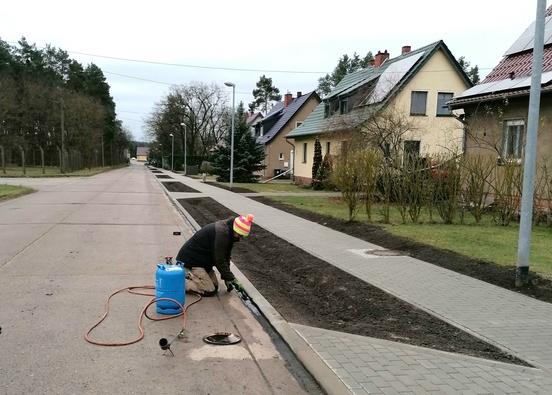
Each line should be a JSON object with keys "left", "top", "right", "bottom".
{"left": 1, "top": 0, "right": 548, "bottom": 141}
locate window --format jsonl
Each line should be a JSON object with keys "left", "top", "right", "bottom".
{"left": 326, "top": 141, "right": 331, "bottom": 155}
{"left": 436, "top": 92, "right": 454, "bottom": 116}
{"left": 502, "top": 120, "right": 525, "bottom": 159}
{"left": 410, "top": 91, "right": 428, "bottom": 115}
{"left": 340, "top": 140, "right": 349, "bottom": 157}
{"left": 403, "top": 140, "right": 421, "bottom": 166}
{"left": 295, "top": 121, "right": 303, "bottom": 128}
{"left": 279, "top": 152, "right": 284, "bottom": 161}
{"left": 324, "top": 103, "right": 330, "bottom": 118}
{"left": 302, "top": 142, "right": 308, "bottom": 163}
{"left": 339, "top": 99, "right": 348, "bottom": 114}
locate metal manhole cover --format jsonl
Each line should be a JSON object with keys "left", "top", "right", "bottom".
{"left": 365, "top": 249, "right": 402, "bottom": 256}
{"left": 202, "top": 332, "right": 241, "bottom": 345}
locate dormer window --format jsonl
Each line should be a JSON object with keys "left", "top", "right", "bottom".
{"left": 340, "top": 98, "right": 348, "bottom": 114}
{"left": 324, "top": 103, "right": 330, "bottom": 118}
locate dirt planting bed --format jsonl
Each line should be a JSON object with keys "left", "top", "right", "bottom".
{"left": 155, "top": 174, "right": 173, "bottom": 179}
{"left": 178, "top": 197, "right": 529, "bottom": 366}
{"left": 162, "top": 182, "right": 199, "bottom": 193}
{"left": 250, "top": 197, "right": 552, "bottom": 304}
{"left": 205, "top": 181, "right": 256, "bottom": 193}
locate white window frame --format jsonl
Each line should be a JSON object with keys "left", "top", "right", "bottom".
{"left": 295, "top": 121, "right": 303, "bottom": 128}
{"left": 502, "top": 119, "right": 525, "bottom": 160}
{"left": 279, "top": 152, "right": 284, "bottom": 161}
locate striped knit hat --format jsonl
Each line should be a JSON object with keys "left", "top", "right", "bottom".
{"left": 233, "top": 214, "right": 254, "bottom": 237}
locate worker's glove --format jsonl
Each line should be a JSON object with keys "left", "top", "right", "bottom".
{"left": 225, "top": 279, "right": 244, "bottom": 293}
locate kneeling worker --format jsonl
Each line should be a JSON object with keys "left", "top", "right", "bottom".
{"left": 176, "top": 214, "right": 254, "bottom": 296}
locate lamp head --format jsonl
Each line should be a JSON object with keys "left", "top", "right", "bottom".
{"left": 224, "top": 82, "right": 235, "bottom": 87}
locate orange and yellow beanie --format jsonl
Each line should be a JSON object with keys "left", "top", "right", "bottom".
{"left": 233, "top": 214, "right": 254, "bottom": 237}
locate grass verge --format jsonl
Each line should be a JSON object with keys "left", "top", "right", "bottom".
{"left": 267, "top": 195, "right": 552, "bottom": 279}
{"left": 0, "top": 185, "right": 34, "bottom": 201}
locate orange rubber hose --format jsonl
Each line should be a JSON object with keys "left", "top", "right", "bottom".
{"left": 84, "top": 285, "right": 201, "bottom": 346}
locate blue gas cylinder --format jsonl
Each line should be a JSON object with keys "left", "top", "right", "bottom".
{"left": 155, "top": 263, "right": 185, "bottom": 315}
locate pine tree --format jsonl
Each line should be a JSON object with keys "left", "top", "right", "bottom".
{"left": 249, "top": 75, "right": 282, "bottom": 115}
{"left": 317, "top": 52, "right": 374, "bottom": 96}
{"left": 211, "top": 102, "right": 265, "bottom": 182}
{"left": 312, "top": 138, "right": 322, "bottom": 188}
{"left": 457, "top": 56, "right": 480, "bottom": 85}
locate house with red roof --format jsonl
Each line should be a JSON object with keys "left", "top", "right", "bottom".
{"left": 450, "top": 6, "right": 552, "bottom": 161}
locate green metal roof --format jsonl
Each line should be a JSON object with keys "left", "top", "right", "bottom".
{"left": 287, "top": 41, "right": 468, "bottom": 139}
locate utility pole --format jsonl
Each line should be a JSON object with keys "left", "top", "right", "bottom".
{"left": 60, "top": 97, "right": 65, "bottom": 174}
{"left": 516, "top": 0, "right": 546, "bottom": 287}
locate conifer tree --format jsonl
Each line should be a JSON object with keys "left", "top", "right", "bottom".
{"left": 211, "top": 102, "right": 265, "bottom": 182}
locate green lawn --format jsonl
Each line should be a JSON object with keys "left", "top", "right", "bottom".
{"left": 0, "top": 184, "right": 34, "bottom": 201}
{"left": 268, "top": 195, "right": 552, "bottom": 278}
{"left": 0, "top": 166, "right": 124, "bottom": 177}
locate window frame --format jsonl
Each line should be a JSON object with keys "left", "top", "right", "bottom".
{"left": 302, "top": 142, "right": 308, "bottom": 163}
{"left": 278, "top": 152, "right": 284, "bottom": 161}
{"left": 501, "top": 119, "right": 525, "bottom": 161}
{"left": 339, "top": 98, "right": 348, "bottom": 114}
{"left": 436, "top": 92, "right": 454, "bottom": 116}
{"left": 410, "top": 91, "right": 428, "bottom": 116}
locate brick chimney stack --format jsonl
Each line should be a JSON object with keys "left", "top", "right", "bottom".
{"left": 401, "top": 45, "right": 411, "bottom": 55}
{"left": 374, "top": 50, "right": 390, "bottom": 67}
{"left": 284, "top": 93, "right": 293, "bottom": 107}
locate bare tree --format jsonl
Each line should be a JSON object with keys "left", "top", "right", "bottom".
{"left": 358, "top": 104, "right": 418, "bottom": 158}
{"left": 146, "top": 82, "right": 228, "bottom": 160}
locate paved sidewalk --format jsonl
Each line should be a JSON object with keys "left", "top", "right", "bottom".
{"left": 162, "top": 171, "right": 552, "bottom": 393}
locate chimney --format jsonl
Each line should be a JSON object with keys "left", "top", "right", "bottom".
{"left": 284, "top": 92, "right": 293, "bottom": 108}
{"left": 296, "top": 91, "right": 302, "bottom": 98}
{"left": 374, "top": 50, "right": 390, "bottom": 67}
{"left": 401, "top": 45, "right": 411, "bottom": 55}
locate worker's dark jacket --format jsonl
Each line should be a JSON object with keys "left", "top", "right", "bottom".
{"left": 176, "top": 218, "right": 235, "bottom": 281}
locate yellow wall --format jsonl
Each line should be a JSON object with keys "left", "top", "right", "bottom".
{"left": 291, "top": 49, "right": 469, "bottom": 181}
{"left": 392, "top": 48, "right": 469, "bottom": 156}
{"left": 292, "top": 134, "right": 350, "bottom": 182}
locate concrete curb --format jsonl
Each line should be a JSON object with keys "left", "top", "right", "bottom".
{"left": 154, "top": 170, "right": 352, "bottom": 395}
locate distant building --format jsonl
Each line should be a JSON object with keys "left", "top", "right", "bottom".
{"left": 254, "top": 91, "right": 320, "bottom": 179}
{"left": 246, "top": 112, "right": 263, "bottom": 137}
{"left": 136, "top": 147, "right": 150, "bottom": 162}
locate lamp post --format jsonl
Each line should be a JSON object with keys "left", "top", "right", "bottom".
{"left": 169, "top": 133, "right": 174, "bottom": 171}
{"left": 179, "top": 122, "right": 187, "bottom": 175}
{"left": 224, "top": 81, "right": 235, "bottom": 189}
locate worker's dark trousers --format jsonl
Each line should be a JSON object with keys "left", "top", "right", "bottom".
{"left": 185, "top": 267, "right": 218, "bottom": 295}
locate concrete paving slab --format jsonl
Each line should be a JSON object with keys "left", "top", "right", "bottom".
{"left": 293, "top": 324, "right": 552, "bottom": 394}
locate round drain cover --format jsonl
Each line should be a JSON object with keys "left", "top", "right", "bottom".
{"left": 366, "top": 249, "right": 402, "bottom": 256}
{"left": 203, "top": 332, "right": 242, "bottom": 345}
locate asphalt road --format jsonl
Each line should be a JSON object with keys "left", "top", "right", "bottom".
{"left": 0, "top": 163, "right": 315, "bottom": 395}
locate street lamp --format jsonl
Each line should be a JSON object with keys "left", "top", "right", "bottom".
{"left": 224, "top": 81, "right": 235, "bottom": 189}
{"left": 179, "top": 122, "right": 187, "bottom": 175}
{"left": 169, "top": 133, "right": 174, "bottom": 171}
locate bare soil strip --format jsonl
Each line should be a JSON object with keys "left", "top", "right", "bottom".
{"left": 162, "top": 182, "right": 199, "bottom": 193}
{"left": 155, "top": 174, "right": 173, "bottom": 179}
